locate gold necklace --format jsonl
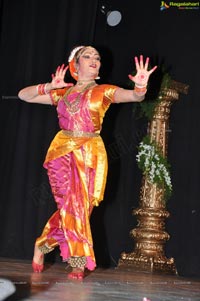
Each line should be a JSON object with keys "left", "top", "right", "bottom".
{"left": 77, "top": 79, "right": 95, "bottom": 87}
{"left": 63, "top": 81, "right": 96, "bottom": 114}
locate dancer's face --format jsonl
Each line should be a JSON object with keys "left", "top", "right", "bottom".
{"left": 76, "top": 47, "right": 101, "bottom": 79}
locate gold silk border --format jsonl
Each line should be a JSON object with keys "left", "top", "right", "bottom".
{"left": 89, "top": 85, "right": 118, "bottom": 131}
{"left": 50, "top": 87, "right": 68, "bottom": 106}
{"left": 44, "top": 131, "right": 108, "bottom": 206}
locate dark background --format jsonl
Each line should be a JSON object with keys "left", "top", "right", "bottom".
{"left": 0, "top": 0, "right": 200, "bottom": 277}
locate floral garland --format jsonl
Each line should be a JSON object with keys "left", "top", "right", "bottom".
{"left": 136, "top": 135, "right": 172, "bottom": 200}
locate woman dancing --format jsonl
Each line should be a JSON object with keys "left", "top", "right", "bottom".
{"left": 18, "top": 45, "right": 157, "bottom": 280}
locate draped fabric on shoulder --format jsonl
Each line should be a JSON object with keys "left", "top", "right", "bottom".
{"left": 36, "top": 84, "right": 118, "bottom": 270}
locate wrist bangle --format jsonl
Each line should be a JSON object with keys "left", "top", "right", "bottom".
{"left": 44, "top": 83, "right": 50, "bottom": 94}
{"left": 36, "top": 83, "right": 50, "bottom": 95}
{"left": 135, "top": 83, "right": 147, "bottom": 89}
{"left": 37, "top": 84, "right": 45, "bottom": 95}
{"left": 134, "top": 86, "right": 147, "bottom": 93}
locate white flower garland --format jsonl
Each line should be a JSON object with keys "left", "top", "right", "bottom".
{"left": 136, "top": 137, "right": 172, "bottom": 199}
{"left": 68, "top": 46, "right": 84, "bottom": 62}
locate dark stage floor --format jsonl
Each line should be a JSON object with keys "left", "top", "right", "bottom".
{"left": 0, "top": 258, "right": 200, "bottom": 301}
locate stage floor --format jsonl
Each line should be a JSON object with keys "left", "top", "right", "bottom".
{"left": 0, "top": 258, "right": 200, "bottom": 301}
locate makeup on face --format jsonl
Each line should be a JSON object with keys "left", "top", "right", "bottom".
{"left": 80, "top": 49, "right": 101, "bottom": 63}
{"left": 76, "top": 49, "right": 100, "bottom": 77}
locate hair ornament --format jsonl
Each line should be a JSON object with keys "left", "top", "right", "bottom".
{"left": 68, "top": 46, "right": 84, "bottom": 62}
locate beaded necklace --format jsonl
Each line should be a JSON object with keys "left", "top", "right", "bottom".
{"left": 63, "top": 81, "right": 96, "bottom": 114}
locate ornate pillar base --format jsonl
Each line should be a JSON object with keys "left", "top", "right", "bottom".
{"left": 118, "top": 203, "right": 178, "bottom": 275}
{"left": 118, "top": 252, "right": 177, "bottom": 275}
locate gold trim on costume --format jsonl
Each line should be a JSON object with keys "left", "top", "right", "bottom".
{"left": 62, "top": 130, "right": 99, "bottom": 138}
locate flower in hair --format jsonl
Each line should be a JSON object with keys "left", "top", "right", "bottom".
{"left": 68, "top": 46, "right": 84, "bottom": 62}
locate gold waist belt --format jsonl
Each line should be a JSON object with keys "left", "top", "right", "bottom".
{"left": 62, "top": 130, "right": 99, "bottom": 138}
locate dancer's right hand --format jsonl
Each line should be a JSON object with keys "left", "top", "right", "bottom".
{"left": 51, "top": 64, "right": 73, "bottom": 89}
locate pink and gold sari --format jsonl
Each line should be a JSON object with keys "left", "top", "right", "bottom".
{"left": 35, "top": 84, "right": 117, "bottom": 270}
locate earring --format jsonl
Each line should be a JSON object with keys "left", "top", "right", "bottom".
{"left": 95, "top": 76, "right": 100, "bottom": 80}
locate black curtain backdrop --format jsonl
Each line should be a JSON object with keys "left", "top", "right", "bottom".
{"left": 0, "top": 0, "right": 200, "bottom": 277}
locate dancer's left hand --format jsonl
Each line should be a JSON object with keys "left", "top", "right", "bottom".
{"left": 128, "top": 55, "right": 157, "bottom": 87}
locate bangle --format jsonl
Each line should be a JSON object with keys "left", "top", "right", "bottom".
{"left": 37, "top": 84, "right": 45, "bottom": 95}
{"left": 135, "top": 83, "right": 147, "bottom": 88}
{"left": 36, "top": 83, "right": 50, "bottom": 95}
{"left": 134, "top": 86, "right": 147, "bottom": 93}
{"left": 44, "top": 83, "right": 50, "bottom": 94}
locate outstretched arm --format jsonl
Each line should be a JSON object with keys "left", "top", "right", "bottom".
{"left": 18, "top": 65, "right": 73, "bottom": 104}
{"left": 114, "top": 55, "right": 157, "bottom": 103}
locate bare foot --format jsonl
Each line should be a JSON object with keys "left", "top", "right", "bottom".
{"left": 33, "top": 245, "right": 44, "bottom": 265}
{"left": 67, "top": 267, "right": 85, "bottom": 280}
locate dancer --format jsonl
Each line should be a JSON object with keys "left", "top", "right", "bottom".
{"left": 18, "top": 45, "right": 157, "bottom": 280}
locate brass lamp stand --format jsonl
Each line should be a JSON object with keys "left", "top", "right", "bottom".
{"left": 118, "top": 81, "right": 189, "bottom": 274}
